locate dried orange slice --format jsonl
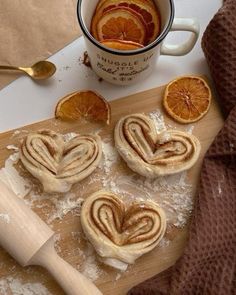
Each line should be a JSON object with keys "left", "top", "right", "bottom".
{"left": 127, "top": 1, "right": 161, "bottom": 43}
{"left": 96, "top": 0, "right": 156, "bottom": 11}
{"left": 163, "top": 76, "right": 212, "bottom": 124}
{"left": 101, "top": 39, "right": 144, "bottom": 50}
{"left": 91, "top": 0, "right": 161, "bottom": 45}
{"left": 96, "top": 8, "right": 146, "bottom": 44}
{"left": 55, "top": 91, "right": 111, "bottom": 125}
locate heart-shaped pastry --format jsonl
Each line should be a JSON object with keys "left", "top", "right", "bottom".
{"left": 81, "top": 191, "right": 166, "bottom": 270}
{"left": 114, "top": 113, "right": 201, "bottom": 178}
{"left": 20, "top": 130, "right": 102, "bottom": 193}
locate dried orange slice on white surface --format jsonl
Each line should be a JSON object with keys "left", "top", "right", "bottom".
{"left": 55, "top": 91, "right": 111, "bottom": 125}
{"left": 163, "top": 76, "right": 212, "bottom": 123}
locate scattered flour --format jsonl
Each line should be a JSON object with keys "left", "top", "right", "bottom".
{"left": 24, "top": 191, "right": 52, "bottom": 207}
{"left": 71, "top": 231, "right": 82, "bottom": 245}
{"left": 79, "top": 243, "right": 103, "bottom": 282}
{"left": 0, "top": 277, "right": 51, "bottom": 295}
{"left": 80, "top": 255, "right": 101, "bottom": 282}
{"left": 0, "top": 133, "right": 84, "bottom": 223}
{"left": 0, "top": 124, "right": 195, "bottom": 287}
{"left": 48, "top": 193, "right": 83, "bottom": 223}
{"left": 157, "top": 131, "right": 172, "bottom": 143}
{"left": 0, "top": 213, "right": 10, "bottom": 224}
{"left": 63, "top": 132, "right": 78, "bottom": 142}
{"left": 100, "top": 139, "right": 121, "bottom": 192}
{"left": 0, "top": 131, "right": 106, "bottom": 288}
{"left": 6, "top": 145, "right": 19, "bottom": 151}
{"left": 0, "top": 152, "right": 31, "bottom": 197}
{"left": 11, "top": 130, "right": 28, "bottom": 138}
{"left": 98, "top": 110, "right": 194, "bottom": 228}
{"left": 100, "top": 171, "right": 193, "bottom": 228}
{"left": 149, "top": 110, "right": 166, "bottom": 132}
{"left": 102, "top": 141, "right": 119, "bottom": 174}
{"left": 186, "top": 125, "right": 195, "bottom": 134}
{"left": 159, "top": 238, "right": 171, "bottom": 248}
{"left": 12, "top": 130, "right": 21, "bottom": 136}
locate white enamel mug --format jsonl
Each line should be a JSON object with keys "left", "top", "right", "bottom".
{"left": 77, "top": 0, "right": 200, "bottom": 86}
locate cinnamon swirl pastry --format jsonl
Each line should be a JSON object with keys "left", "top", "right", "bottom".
{"left": 114, "top": 114, "right": 201, "bottom": 178}
{"left": 20, "top": 130, "right": 102, "bottom": 193}
{"left": 81, "top": 191, "right": 166, "bottom": 270}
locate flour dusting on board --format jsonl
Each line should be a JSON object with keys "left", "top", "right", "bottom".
{"left": 102, "top": 141, "right": 119, "bottom": 174}
{"left": 0, "top": 276, "right": 52, "bottom": 295}
{"left": 48, "top": 193, "right": 83, "bottom": 223}
{"left": 149, "top": 110, "right": 167, "bottom": 132}
{"left": 0, "top": 213, "right": 10, "bottom": 224}
{"left": 79, "top": 243, "right": 103, "bottom": 282}
{"left": 6, "top": 145, "right": 19, "bottom": 151}
{"left": 0, "top": 152, "right": 31, "bottom": 197}
{"left": 62, "top": 132, "right": 78, "bottom": 142}
{"left": 0, "top": 115, "right": 196, "bottom": 286}
{"left": 98, "top": 110, "right": 194, "bottom": 228}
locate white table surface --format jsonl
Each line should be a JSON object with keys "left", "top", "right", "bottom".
{"left": 0, "top": 0, "right": 222, "bottom": 133}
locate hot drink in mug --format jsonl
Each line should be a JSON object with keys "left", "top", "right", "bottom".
{"left": 77, "top": 0, "right": 199, "bottom": 85}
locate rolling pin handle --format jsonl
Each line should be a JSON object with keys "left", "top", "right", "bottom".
{"left": 30, "top": 237, "right": 102, "bottom": 295}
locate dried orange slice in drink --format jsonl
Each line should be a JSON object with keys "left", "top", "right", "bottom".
{"left": 55, "top": 91, "right": 111, "bottom": 125}
{"left": 101, "top": 39, "right": 144, "bottom": 50}
{"left": 96, "top": 0, "right": 157, "bottom": 13}
{"left": 91, "top": 0, "right": 161, "bottom": 45}
{"left": 96, "top": 0, "right": 155, "bottom": 11}
{"left": 127, "top": 1, "right": 160, "bottom": 43}
{"left": 163, "top": 76, "right": 212, "bottom": 124}
{"left": 96, "top": 8, "right": 146, "bottom": 44}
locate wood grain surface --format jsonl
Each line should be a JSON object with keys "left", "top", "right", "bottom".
{"left": 0, "top": 84, "right": 224, "bottom": 295}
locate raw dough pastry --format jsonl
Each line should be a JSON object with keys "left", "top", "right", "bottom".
{"left": 114, "top": 113, "right": 201, "bottom": 178}
{"left": 81, "top": 191, "right": 166, "bottom": 270}
{"left": 20, "top": 130, "right": 102, "bottom": 193}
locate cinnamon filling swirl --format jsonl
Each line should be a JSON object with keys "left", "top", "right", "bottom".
{"left": 20, "top": 130, "right": 102, "bottom": 193}
{"left": 115, "top": 114, "right": 201, "bottom": 177}
{"left": 81, "top": 191, "right": 166, "bottom": 269}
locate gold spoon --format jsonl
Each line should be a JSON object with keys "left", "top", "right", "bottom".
{"left": 0, "top": 61, "right": 56, "bottom": 80}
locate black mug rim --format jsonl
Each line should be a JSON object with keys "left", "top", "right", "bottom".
{"left": 77, "top": 0, "right": 175, "bottom": 56}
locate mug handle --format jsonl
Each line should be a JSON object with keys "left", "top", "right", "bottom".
{"left": 160, "top": 18, "right": 200, "bottom": 56}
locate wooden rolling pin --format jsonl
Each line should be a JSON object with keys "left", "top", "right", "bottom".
{"left": 0, "top": 180, "right": 102, "bottom": 295}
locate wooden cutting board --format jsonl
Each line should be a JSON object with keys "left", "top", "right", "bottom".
{"left": 0, "top": 84, "right": 224, "bottom": 295}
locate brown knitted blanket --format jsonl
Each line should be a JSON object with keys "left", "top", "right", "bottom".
{"left": 128, "top": 1, "right": 236, "bottom": 294}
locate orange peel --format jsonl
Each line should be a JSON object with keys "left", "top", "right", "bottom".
{"left": 55, "top": 91, "right": 111, "bottom": 125}
{"left": 163, "top": 76, "right": 212, "bottom": 124}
